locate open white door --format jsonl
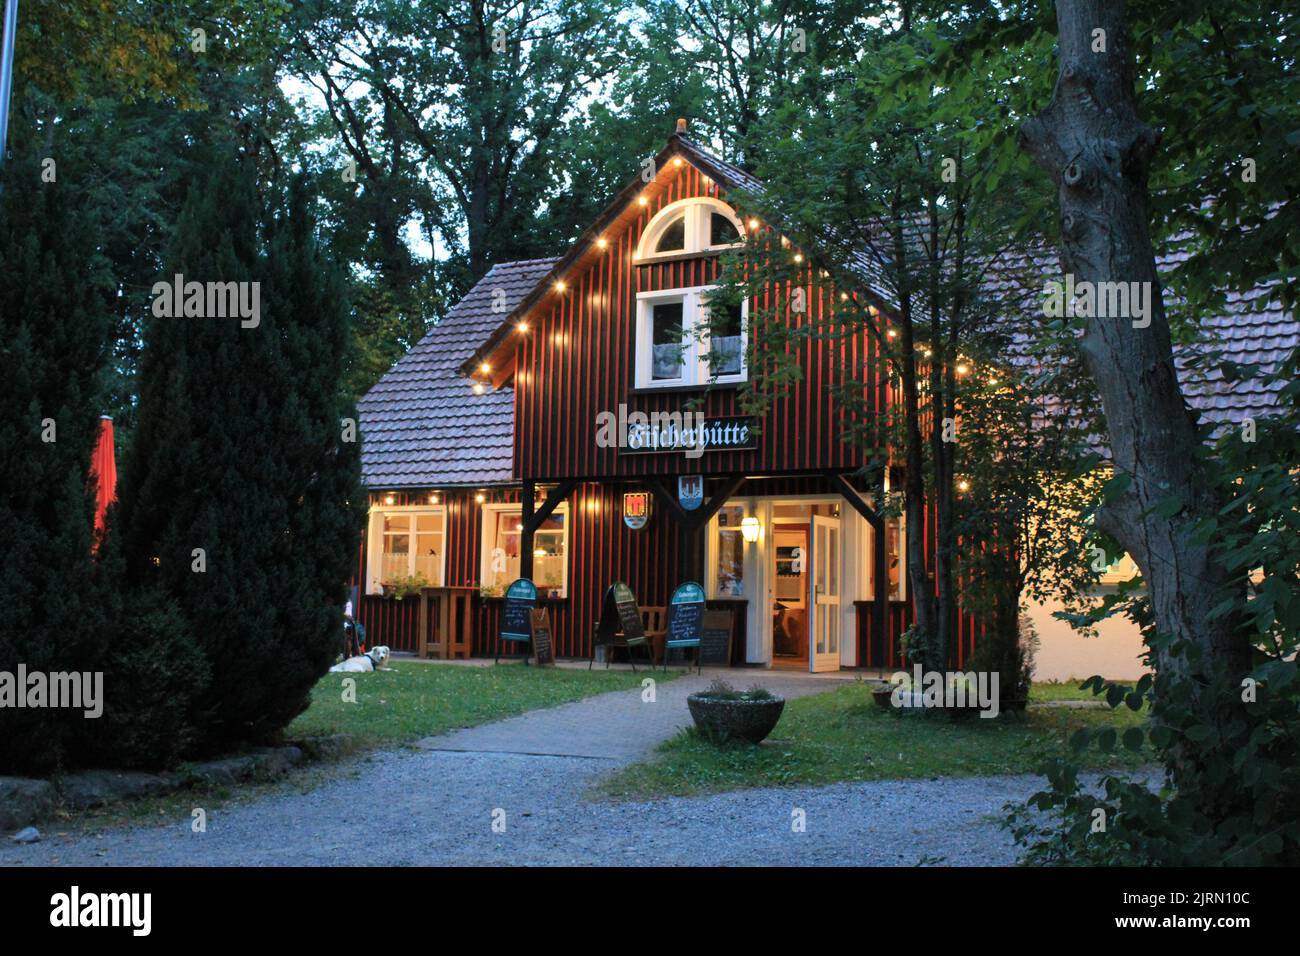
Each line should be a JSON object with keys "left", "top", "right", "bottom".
{"left": 810, "top": 514, "right": 841, "bottom": 672}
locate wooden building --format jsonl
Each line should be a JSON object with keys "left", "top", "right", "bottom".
{"left": 354, "top": 123, "right": 985, "bottom": 670}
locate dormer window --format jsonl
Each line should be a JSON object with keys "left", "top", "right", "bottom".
{"left": 636, "top": 197, "right": 746, "bottom": 262}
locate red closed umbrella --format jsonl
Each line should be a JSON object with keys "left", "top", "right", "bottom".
{"left": 89, "top": 416, "right": 117, "bottom": 547}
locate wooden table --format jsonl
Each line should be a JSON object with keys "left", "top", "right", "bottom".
{"left": 417, "top": 586, "right": 477, "bottom": 660}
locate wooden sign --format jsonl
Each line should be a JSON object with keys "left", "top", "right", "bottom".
{"left": 623, "top": 491, "right": 651, "bottom": 531}
{"left": 597, "top": 581, "right": 644, "bottom": 643}
{"left": 501, "top": 578, "right": 537, "bottom": 643}
{"left": 530, "top": 608, "right": 554, "bottom": 667}
{"left": 666, "top": 582, "right": 706, "bottom": 648}
{"left": 698, "top": 609, "right": 734, "bottom": 667}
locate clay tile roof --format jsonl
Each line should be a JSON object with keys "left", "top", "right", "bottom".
{"left": 356, "top": 257, "right": 558, "bottom": 489}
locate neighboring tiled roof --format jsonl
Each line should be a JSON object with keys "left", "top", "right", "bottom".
{"left": 983, "top": 244, "right": 1297, "bottom": 434}
{"left": 357, "top": 258, "right": 558, "bottom": 488}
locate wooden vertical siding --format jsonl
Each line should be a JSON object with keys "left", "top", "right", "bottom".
{"left": 512, "top": 161, "right": 883, "bottom": 482}
{"left": 853, "top": 498, "right": 986, "bottom": 670}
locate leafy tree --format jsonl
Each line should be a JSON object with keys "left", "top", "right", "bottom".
{"left": 117, "top": 151, "right": 364, "bottom": 752}
{"left": 1007, "top": 0, "right": 1300, "bottom": 862}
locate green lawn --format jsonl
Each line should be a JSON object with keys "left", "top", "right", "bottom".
{"left": 599, "top": 679, "right": 1151, "bottom": 800}
{"left": 288, "top": 660, "right": 670, "bottom": 750}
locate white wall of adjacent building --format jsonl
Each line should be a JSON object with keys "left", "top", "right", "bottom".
{"left": 1027, "top": 556, "right": 1150, "bottom": 682}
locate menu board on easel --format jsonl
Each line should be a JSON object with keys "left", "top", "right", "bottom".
{"left": 699, "top": 609, "right": 734, "bottom": 667}
{"left": 597, "top": 581, "right": 644, "bottom": 644}
{"left": 666, "top": 582, "right": 705, "bottom": 648}
{"left": 501, "top": 578, "right": 537, "bottom": 644}
{"left": 530, "top": 608, "right": 555, "bottom": 667}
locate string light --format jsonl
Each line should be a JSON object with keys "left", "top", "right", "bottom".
{"left": 475, "top": 492, "right": 486, "bottom": 504}
{"left": 638, "top": 196, "right": 648, "bottom": 206}
{"left": 516, "top": 321, "right": 528, "bottom": 332}
{"left": 793, "top": 252, "right": 803, "bottom": 263}
{"left": 479, "top": 362, "right": 491, "bottom": 373}
{"left": 554, "top": 280, "right": 566, "bottom": 292}
{"left": 596, "top": 237, "right": 607, "bottom": 249}
{"left": 956, "top": 363, "right": 970, "bottom": 376}
{"left": 472, "top": 383, "right": 485, "bottom": 395}
{"left": 886, "top": 329, "right": 897, "bottom": 340}
{"left": 429, "top": 493, "right": 439, "bottom": 505}
{"left": 384, "top": 494, "right": 396, "bottom": 505}
{"left": 957, "top": 479, "right": 970, "bottom": 492}
{"left": 747, "top": 218, "right": 760, "bottom": 230}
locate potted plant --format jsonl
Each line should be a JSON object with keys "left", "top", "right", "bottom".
{"left": 384, "top": 573, "right": 431, "bottom": 601}
{"left": 687, "top": 679, "right": 785, "bottom": 744}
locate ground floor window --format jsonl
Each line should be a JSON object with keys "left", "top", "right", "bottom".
{"left": 480, "top": 505, "right": 569, "bottom": 597}
{"left": 713, "top": 504, "right": 746, "bottom": 597}
{"left": 885, "top": 515, "right": 905, "bottom": 600}
{"left": 366, "top": 506, "right": 446, "bottom": 594}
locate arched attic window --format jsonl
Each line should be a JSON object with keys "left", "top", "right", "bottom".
{"left": 635, "top": 197, "right": 746, "bottom": 261}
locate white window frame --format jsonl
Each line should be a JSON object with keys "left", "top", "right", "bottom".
{"left": 635, "top": 284, "right": 748, "bottom": 389}
{"left": 479, "top": 502, "right": 571, "bottom": 598}
{"left": 365, "top": 504, "right": 448, "bottom": 595}
{"left": 635, "top": 197, "right": 746, "bottom": 262}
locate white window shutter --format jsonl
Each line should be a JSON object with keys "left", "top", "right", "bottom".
{"left": 365, "top": 508, "right": 385, "bottom": 595}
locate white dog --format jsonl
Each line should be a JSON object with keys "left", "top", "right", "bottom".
{"left": 329, "top": 646, "right": 390, "bottom": 673}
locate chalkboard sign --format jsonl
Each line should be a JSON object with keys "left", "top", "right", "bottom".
{"left": 699, "top": 609, "right": 734, "bottom": 667}
{"left": 666, "top": 582, "right": 705, "bottom": 648}
{"left": 597, "top": 581, "right": 644, "bottom": 644}
{"left": 501, "top": 578, "right": 537, "bottom": 643}
{"left": 530, "top": 608, "right": 554, "bottom": 666}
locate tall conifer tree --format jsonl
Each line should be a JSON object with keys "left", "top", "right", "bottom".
{"left": 0, "top": 125, "right": 112, "bottom": 773}
{"left": 118, "top": 150, "right": 363, "bottom": 751}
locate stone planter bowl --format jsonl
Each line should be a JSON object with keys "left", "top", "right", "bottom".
{"left": 687, "top": 693, "right": 786, "bottom": 744}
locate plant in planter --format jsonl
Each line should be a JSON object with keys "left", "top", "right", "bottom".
{"left": 383, "top": 573, "right": 432, "bottom": 600}
{"left": 687, "top": 679, "right": 785, "bottom": 744}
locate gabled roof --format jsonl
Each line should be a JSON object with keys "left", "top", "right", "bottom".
{"left": 357, "top": 257, "right": 558, "bottom": 489}
{"left": 457, "top": 126, "right": 897, "bottom": 383}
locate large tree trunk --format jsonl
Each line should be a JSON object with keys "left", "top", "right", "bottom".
{"left": 1019, "top": 0, "right": 1251, "bottom": 808}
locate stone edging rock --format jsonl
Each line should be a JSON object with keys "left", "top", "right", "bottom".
{"left": 3, "top": 734, "right": 353, "bottom": 835}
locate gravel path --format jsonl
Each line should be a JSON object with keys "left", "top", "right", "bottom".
{"left": 3, "top": 674, "right": 1118, "bottom": 866}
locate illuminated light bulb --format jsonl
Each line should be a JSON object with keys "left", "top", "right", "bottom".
{"left": 638, "top": 196, "right": 648, "bottom": 206}
{"left": 840, "top": 292, "right": 849, "bottom": 302}
{"left": 384, "top": 494, "right": 396, "bottom": 505}
{"left": 887, "top": 329, "right": 897, "bottom": 340}
{"left": 554, "top": 281, "right": 566, "bottom": 292}
{"left": 988, "top": 377, "right": 999, "bottom": 386}
{"left": 747, "top": 218, "right": 760, "bottom": 230}
{"left": 957, "top": 479, "right": 970, "bottom": 492}
{"left": 596, "top": 237, "right": 607, "bottom": 249}
{"left": 515, "top": 522, "right": 523, "bottom": 531}
{"left": 793, "top": 253, "right": 803, "bottom": 263}
{"left": 516, "top": 321, "right": 528, "bottom": 332}
{"left": 956, "top": 364, "right": 970, "bottom": 376}
{"left": 924, "top": 349, "right": 932, "bottom": 358}
{"left": 429, "top": 493, "right": 439, "bottom": 504}
{"left": 479, "top": 362, "right": 491, "bottom": 373}
{"left": 475, "top": 492, "right": 486, "bottom": 504}
{"left": 472, "top": 383, "right": 485, "bottom": 394}
{"left": 672, "top": 157, "right": 683, "bottom": 167}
